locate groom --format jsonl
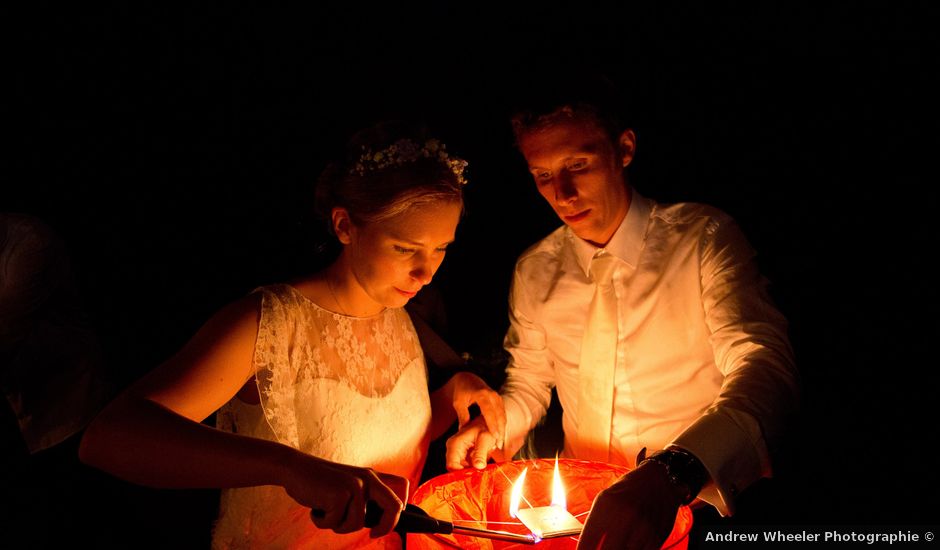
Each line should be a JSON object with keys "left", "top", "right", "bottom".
{"left": 446, "top": 78, "right": 799, "bottom": 549}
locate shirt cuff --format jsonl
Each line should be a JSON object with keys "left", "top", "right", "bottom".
{"left": 670, "top": 409, "right": 771, "bottom": 516}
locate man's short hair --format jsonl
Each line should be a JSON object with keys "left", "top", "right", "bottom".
{"left": 508, "top": 74, "right": 629, "bottom": 146}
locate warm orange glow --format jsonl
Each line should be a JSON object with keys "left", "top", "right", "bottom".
{"left": 408, "top": 458, "right": 694, "bottom": 548}
{"left": 509, "top": 467, "right": 527, "bottom": 518}
{"left": 550, "top": 455, "right": 566, "bottom": 509}
{"left": 513, "top": 458, "right": 581, "bottom": 539}
{"left": 511, "top": 458, "right": 568, "bottom": 519}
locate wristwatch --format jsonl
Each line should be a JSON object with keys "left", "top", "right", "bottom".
{"left": 640, "top": 447, "right": 709, "bottom": 505}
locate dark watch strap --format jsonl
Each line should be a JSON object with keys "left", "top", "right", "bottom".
{"left": 640, "top": 447, "right": 709, "bottom": 505}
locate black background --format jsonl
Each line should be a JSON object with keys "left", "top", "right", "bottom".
{"left": 5, "top": 3, "right": 938, "bottom": 547}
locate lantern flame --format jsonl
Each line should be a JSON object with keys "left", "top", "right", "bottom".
{"left": 550, "top": 455, "right": 566, "bottom": 509}
{"left": 510, "top": 456, "right": 567, "bottom": 520}
{"left": 509, "top": 467, "right": 527, "bottom": 518}
{"left": 512, "top": 457, "right": 581, "bottom": 540}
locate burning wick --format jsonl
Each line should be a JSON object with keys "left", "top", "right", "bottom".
{"left": 509, "top": 457, "right": 583, "bottom": 539}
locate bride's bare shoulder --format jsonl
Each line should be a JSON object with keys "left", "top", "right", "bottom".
{"left": 282, "top": 275, "right": 330, "bottom": 306}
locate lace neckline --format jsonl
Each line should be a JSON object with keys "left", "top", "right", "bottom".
{"left": 280, "top": 283, "right": 390, "bottom": 320}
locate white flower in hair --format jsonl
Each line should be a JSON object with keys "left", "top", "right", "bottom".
{"left": 351, "top": 138, "right": 468, "bottom": 185}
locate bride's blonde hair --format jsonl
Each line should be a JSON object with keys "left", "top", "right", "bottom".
{"left": 314, "top": 121, "right": 466, "bottom": 234}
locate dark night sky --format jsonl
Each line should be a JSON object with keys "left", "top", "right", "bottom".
{"left": 5, "top": 2, "right": 938, "bottom": 544}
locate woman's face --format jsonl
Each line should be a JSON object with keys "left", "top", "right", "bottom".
{"left": 341, "top": 200, "right": 462, "bottom": 311}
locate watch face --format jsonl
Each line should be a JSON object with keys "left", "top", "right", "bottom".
{"left": 647, "top": 449, "right": 706, "bottom": 505}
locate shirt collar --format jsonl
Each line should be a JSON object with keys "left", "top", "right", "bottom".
{"left": 571, "top": 189, "right": 651, "bottom": 277}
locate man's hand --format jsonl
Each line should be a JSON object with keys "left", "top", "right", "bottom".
{"left": 445, "top": 415, "right": 504, "bottom": 470}
{"left": 448, "top": 371, "right": 506, "bottom": 442}
{"left": 577, "top": 461, "right": 683, "bottom": 550}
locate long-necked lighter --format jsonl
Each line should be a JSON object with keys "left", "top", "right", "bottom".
{"left": 313, "top": 502, "right": 537, "bottom": 544}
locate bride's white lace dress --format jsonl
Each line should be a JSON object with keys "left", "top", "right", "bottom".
{"left": 212, "top": 284, "right": 431, "bottom": 549}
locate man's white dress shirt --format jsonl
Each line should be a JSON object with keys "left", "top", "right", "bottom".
{"left": 501, "top": 191, "right": 798, "bottom": 515}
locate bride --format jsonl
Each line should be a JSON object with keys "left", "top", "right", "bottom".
{"left": 79, "top": 122, "right": 505, "bottom": 549}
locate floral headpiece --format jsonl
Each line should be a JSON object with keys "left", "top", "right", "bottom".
{"left": 351, "top": 138, "right": 468, "bottom": 185}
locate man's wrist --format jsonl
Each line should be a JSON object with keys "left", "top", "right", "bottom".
{"left": 640, "top": 447, "right": 708, "bottom": 505}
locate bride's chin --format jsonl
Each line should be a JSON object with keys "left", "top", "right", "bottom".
{"left": 375, "top": 293, "right": 408, "bottom": 309}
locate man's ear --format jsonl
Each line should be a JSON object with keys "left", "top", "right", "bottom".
{"left": 331, "top": 207, "right": 353, "bottom": 245}
{"left": 619, "top": 129, "right": 637, "bottom": 168}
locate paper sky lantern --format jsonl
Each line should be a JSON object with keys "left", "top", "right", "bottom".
{"left": 407, "top": 458, "right": 693, "bottom": 549}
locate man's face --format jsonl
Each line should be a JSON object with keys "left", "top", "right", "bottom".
{"left": 518, "top": 116, "right": 635, "bottom": 247}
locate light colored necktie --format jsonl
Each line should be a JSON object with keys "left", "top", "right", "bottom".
{"left": 577, "top": 252, "right": 619, "bottom": 463}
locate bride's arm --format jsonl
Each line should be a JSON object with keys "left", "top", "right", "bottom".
{"left": 79, "top": 294, "right": 405, "bottom": 537}
{"left": 406, "top": 306, "right": 506, "bottom": 444}
{"left": 80, "top": 294, "right": 273, "bottom": 486}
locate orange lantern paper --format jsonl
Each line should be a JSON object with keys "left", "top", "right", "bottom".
{"left": 408, "top": 458, "right": 693, "bottom": 550}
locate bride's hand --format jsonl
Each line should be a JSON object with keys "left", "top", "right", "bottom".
{"left": 284, "top": 454, "right": 407, "bottom": 538}
{"left": 448, "top": 371, "right": 505, "bottom": 446}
